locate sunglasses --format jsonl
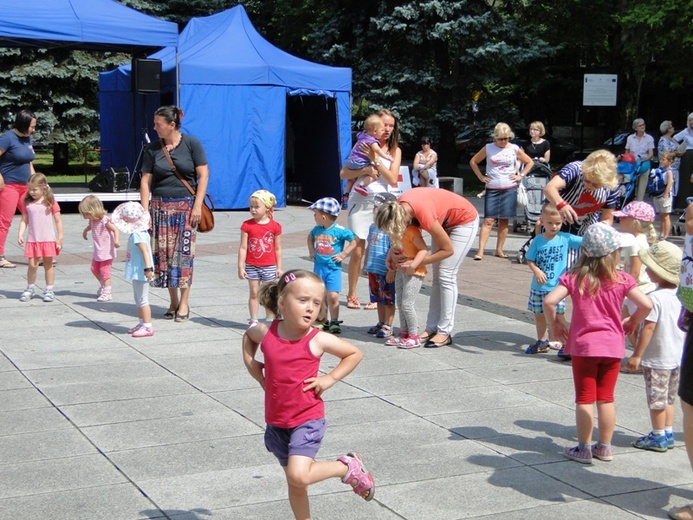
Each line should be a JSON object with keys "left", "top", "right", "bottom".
{"left": 495, "top": 137, "right": 509, "bottom": 141}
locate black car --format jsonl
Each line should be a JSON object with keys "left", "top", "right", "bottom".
{"left": 513, "top": 129, "right": 579, "bottom": 167}
{"left": 456, "top": 127, "right": 579, "bottom": 167}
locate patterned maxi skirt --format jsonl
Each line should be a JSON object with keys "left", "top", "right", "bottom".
{"left": 150, "top": 197, "right": 196, "bottom": 288}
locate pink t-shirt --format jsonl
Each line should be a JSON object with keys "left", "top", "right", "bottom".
{"left": 559, "top": 271, "right": 636, "bottom": 358}
{"left": 25, "top": 200, "right": 60, "bottom": 243}
{"left": 398, "top": 187, "right": 477, "bottom": 232}
{"left": 241, "top": 218, "right": 282, "bottom": 267}
{"left": 90, "top": 216, "right": 117, "bottom": 261}
{"left": 261, "top": 321, "right": 324, "bottom": 428}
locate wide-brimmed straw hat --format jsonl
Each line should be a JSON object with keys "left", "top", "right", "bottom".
{"left": 638, "top": 241, "right": 683, "bottom": 285}
{"left": 112, "top": 202, "right": 150, "bottom": 233}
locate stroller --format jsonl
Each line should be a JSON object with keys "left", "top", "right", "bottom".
{"left": 615, "top": 153, "right": 642, "bottom": 210}
{"left": 515, "top": 161, "right": 553, "bottom": 264}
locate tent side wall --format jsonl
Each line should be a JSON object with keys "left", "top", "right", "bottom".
{"left": 180, "top": 84, "right": 286, "bottom": 210}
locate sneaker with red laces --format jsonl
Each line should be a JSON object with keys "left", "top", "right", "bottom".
{"left": 591, "top": 443, "right": 613, "bottom": 461}
{"left": 384, "top": 336, "right": 402, "bottom": 346}
{"left": 131, "top": 326, "right": 154, "bottom": 338}
{"left": 563, "top": 445, "right": 593, "bottom": 464}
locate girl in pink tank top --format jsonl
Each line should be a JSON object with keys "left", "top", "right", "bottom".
{"left": 243, "top": 269, "right": 375, "bottom": 518}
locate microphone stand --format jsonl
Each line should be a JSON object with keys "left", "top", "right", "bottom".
{"left": 128, "top": 128, "right": 150, "bottom": 192}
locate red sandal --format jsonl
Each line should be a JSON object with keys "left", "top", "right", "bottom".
{"left": 346, "top": 296, "right": 361, "bottom": 309}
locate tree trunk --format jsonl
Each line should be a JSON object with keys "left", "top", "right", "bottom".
{"left": 52, "top": 143, "right": 69, "bottom": 171}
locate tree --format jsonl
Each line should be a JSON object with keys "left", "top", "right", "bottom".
{"left": 306, "top": 0, "right": 552, "bottom": 173}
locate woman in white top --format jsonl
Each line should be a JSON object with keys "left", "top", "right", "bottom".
{"left": 674, "top": 113, "right": 693, "bottom": 209}
{"left": 626, "top": 118, "right": 655, "bottom": 201}
{"left": 469, "top": 122, "right": 533, "bottom": 260}
{"left": 340, "top": 109, "right": 401, "bottom": 309}
{"left": 412, "top": 136, "right": 438, "bottom": 187}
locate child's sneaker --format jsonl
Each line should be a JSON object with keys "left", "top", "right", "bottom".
{"left": 97, "top": 290, "right": 112, "bottom": 302}
{"left": 385, "top": 336, "right": 402, "bottom": 346}
{"left": 591, "top": 443, "right": 613, "bottom": 461}
{"left": 42, "top": 290, "right": 54, "bottom": 303}
{"left": 96, "top": 287, "right": 103, "bottom": 299}
{"left": 328, "top": 320, "right": 342, "bottom": 334}
{"left": 563, "top": 445, "right": 593, "bottom": 464}
{"left": 247, "top": 318, "right": 259, "bottom": 329}
{"left": 128, "top": 323, "right": 144, "bottom": 334}
{"left": 19, "top": 287, "right": 35, "bottom": 302}
{"left": 398, "top": 335, "right": 421, "bottom": 349}
{"left": 131, "top": 326, "right": 154, "bottom": 338}
{"left": 525, "top": 340, "right": 549, "bottom": 354}
{"left": 666, "top": 431, "right": 675, "bottom": 449}
{"left": 632, "top": 432, "right": 668, "bottom": 452}
{"left": 367, "top": 322, "right": 383, "bottom": 334}
{"left": 353, "top": 185, "right": 369, "bottom": 197}
{"left": 557, "top": 346, "right": 571, "bottom": 360}
{"left": 548, "top": 341, "right": 562, "bottom": 350}
{"left": 338, "top": 452, "right": 374, "bottom": 501}
{"left": 375, "top": 325, "right": 393, "bottom": 338}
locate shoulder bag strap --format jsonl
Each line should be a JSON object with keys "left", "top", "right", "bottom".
{"left": 160, "top": 139, "right": 196, "bottom": 197}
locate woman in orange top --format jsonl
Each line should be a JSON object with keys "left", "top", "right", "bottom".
{"left": 376, "top": 187, "right": 479, "bottom": 348}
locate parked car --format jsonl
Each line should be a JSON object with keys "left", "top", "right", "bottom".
{"left": 513, "top": 129, "right": 579, "bottom": 167}
{"left": 455, "top": 127, "right": 493, "bottom": 162}
{"left": 566, "top": 132, "right": 654, "bottom": 162}
{"left": 456, "top": 126, "right": 579, "bottom": 167}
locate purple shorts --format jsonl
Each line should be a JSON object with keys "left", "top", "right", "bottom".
{"left": 264, "top": 418, "right": 326, "bottom": 466}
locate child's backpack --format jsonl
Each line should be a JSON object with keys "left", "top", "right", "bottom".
{"left": 647, "top": 167, "right": 668, "bottom": 196}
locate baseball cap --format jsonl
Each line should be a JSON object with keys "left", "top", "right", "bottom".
{"left": 308, "top": 197, "right": 341, "bottom": 217}
{"left": 581, "top": 222, "right": 635, "bottom": 258}
{"left": 613, "top": 201, "right": 655, "bottom": 222}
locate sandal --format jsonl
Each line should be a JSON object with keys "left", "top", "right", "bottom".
{"left": 363, "top": 301, "right": 378, "bottom": 310}
{"left": 175, "top": 307, "right": 190, "bottom": 322}
{"left": 338, "top": 452, "right": 374, "bottom": 501}
{"left": 419, "top": 331, "right": 435, "bottom": 342}
{"left": 669, "top": 504, "right": 693, "bottom": 520}
{"left": 346, "top": 296, "right": 361, "bottom": 309}
{"left": 164, "top": 307, "right": 178, "bottom": 320}
{"left": 0, "top": 258, "right": 16, "bottom": 268}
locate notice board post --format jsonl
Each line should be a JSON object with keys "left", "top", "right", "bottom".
{"left": 581, "top": 74, "right": 618, "bottom": 154}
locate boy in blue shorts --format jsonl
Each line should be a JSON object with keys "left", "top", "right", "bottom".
{"left": 308, "top": 197, "right": 357, "bottom": 334}
{"left": 525, "top": 201, "right": 583, "bottom": 354}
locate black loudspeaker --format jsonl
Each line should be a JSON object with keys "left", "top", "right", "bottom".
{"left": 132, "top": 58, "right": 161, "bottom": 93}
{"left": 89, "top": 167, "right": 130, "bottom": 193}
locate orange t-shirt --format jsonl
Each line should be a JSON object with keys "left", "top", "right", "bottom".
{"left": 401, "top": 225, "right": 427, "bottom": 277}
{"left": 398, "top": 187, "right": 477, "bottom": 232}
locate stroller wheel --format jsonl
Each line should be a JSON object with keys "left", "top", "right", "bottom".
{"left": 517, "top": 250, "right": 526, "bottom": 264}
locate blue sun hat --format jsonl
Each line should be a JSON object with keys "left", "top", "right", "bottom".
{"left": 581, "top": 222, "right": 635, "bottom": 258}
{"left": 308, "top": 197, "right": 341, "bottom": 217}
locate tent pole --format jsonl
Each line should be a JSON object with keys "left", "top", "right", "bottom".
{"left": 175, "top": 47, "right": 180, "bottom": 105}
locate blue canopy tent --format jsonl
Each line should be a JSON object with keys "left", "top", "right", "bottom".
{"left": 99, "top": 5, "right": 352, "bottom": 209}
{"left": 0, "top": 0, "right": 178, "bottom": 50}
